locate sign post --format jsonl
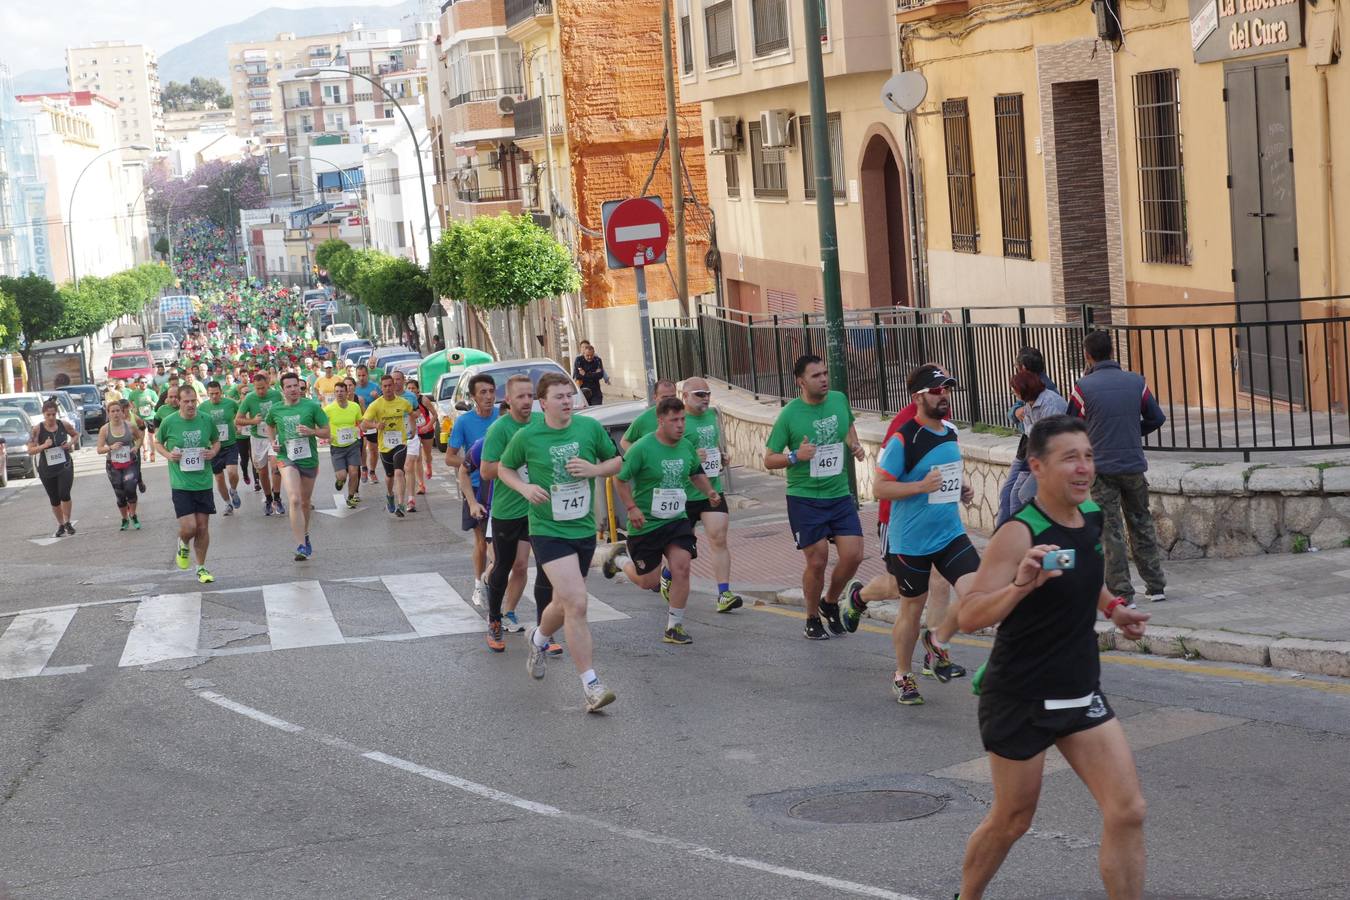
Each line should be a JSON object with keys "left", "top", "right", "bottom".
{"left": 602, "top": 196, "right": 671, "bottom": 402}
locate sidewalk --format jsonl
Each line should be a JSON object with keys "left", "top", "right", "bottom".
{"left": 677, "top": 465, "right": 1350, "bottom": 679}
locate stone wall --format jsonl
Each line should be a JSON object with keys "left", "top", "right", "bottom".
{"left": 710, "top": 387, "right": 1350, "bottom": 559}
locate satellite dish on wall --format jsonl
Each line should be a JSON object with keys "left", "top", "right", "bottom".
{"left": 882, "top": 72, "right": 929, "bottom": 114}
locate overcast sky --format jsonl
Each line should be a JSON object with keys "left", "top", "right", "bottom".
{"left": 0, "top": 1, "right": 324, "bottom": 75}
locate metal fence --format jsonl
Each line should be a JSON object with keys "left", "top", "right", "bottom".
{"left": 652, "top": 301, "right": 1350, "bottom": 456}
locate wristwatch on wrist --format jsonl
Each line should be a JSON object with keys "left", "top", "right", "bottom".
{"left": 787, "top": 450, "right": 798, "bottom": 466}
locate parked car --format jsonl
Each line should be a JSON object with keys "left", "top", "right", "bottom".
{"left": 46, "top": 390, "right": 85, "bottom": 437}
{"left": 337, "top": 338, "right": 374, "bottom": 362}
{"left": 323, "top": 323, "right": 358, "bottom": 344}
{"left": 302, "top": 288, "right": 330, "bottom": 309}
{"left": 0, "top": 392, "right": 81, "bottom": 445}
{"left": 0, "top": 406, "right": 35, "bottom": 483}
{"left": 57, "top": 383, "right": 106, "bottom": 432}
{"left": 146, "top": 334, "right": 179, "bottom": 365}
{"left": 346, "top": 349, "right": 372, "bottom": 369}
{"left": 107, "top": 349, "right": 156, "bottom": 383}
{"left": 388, "top": 359, "right": 422, "bottom": 382}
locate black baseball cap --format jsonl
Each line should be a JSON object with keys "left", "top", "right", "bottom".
{"left": 908, "top": 364, "right": 958, "bottom": 394}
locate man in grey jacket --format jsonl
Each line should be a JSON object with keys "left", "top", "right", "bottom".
{"left": 1067, "top": 330, "right": 1168, "bottom": 603}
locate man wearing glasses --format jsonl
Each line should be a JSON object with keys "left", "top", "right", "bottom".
{"left": 679, "top": 377, "right": 742, "bottom": 613}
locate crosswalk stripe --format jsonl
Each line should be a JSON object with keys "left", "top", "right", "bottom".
{"left": 263, "top": 581, "right": 346, "bottom": 650}
{"left": 0, "top": 608, "right": 78, "bottom": 679}
{"left": 520, "top": 569, "right": 629, "bottom": 623}
{"left": 119, "top": 592, "right": 202, "bottom": 667}
{"left": 383, "top": 572, "right": 485, "bottom": 636}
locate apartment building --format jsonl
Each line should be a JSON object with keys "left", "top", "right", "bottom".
{"left": 228, "top": 29, "right": 351, "bottom": 147}
{"left": 0, "top": 66, "right": 47, "bottom": 279}
{"left": 65, "top": 41, "right": 166, "bottom": 157}
{"left": 684, "top": 0, "right": 897, "bottom": 315}
{"left": 507, "top": 0, "right": 713, "bottom": 309}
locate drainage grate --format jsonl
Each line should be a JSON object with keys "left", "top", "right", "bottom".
{"left": 786, "top": 789, "right": 946, "bottom": 824}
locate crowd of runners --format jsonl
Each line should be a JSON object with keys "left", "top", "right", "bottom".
{"left": 41, "top": 219, "right": 1153, "bottom": 898}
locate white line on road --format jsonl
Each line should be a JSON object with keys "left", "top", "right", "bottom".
{"left": 262, "top": 581, "right": 346, "bottom": 650}
{"left": 382, "top": 572, "right": 484, "bottom": 636}
{"left": 0, "top": 608, "right": 78, "bottom": 679}
{"left": 119, "top": 592, "right": 202, "bottom": 667}
{"left": 520, "top": 569, "right": 629, "bottom": 622}
{"left": 195, "top": 690, "right": 922, "bottom": 900}
{"left": 0, "top": 596, "right": 137, "bottom": 620}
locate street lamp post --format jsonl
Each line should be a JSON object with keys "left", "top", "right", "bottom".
{"left": 296, "top": 67, "right": 450, "bottom": 346}
{"left": 68, "top": 143, "right": 151, "bottom": 287}
{"left": 303, "top": 155, "right": 370, "bottom": 249}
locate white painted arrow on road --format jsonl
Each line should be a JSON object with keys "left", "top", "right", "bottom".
{"left": 315, "top": 492, "right": 365, "bottom": 519}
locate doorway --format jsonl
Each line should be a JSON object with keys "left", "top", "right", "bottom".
{"left": 861, "top": 131, "right": 909, "bottom": 307}
{"left": 1051, "top": 80, "right": 1110, "bottom": 320}
{"left": 1225, "top": 56, "right": 1303, "bottom": 404}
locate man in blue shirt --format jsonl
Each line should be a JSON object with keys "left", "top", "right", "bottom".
{"left": 873, "top": 364, "right": 979, "bottom": 706}
{"left": 447, "top": 372, "right": 500, "bottom": 606}
{"left": 352, "top": 365, "right": 381, "bottom": 485}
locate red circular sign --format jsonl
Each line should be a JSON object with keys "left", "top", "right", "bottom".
{"left": 605, "top": 197, "right": 670, "bottom": 268}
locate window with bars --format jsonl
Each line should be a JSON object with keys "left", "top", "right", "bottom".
{"left": 748, "top": 121, "right": 788, "bottom": 198}
{"left": 818, "top": 0, "right": 829, "bottom": 42}
{"left": 799, "top": 112, "right": 845, "bottom": 200}
{"left": 942, "top": 98, "right": 979, "bottom": 254}
{"left": 705, "top": 1, "right": 736, "bottom": 68}
{"left": 680, "top": 14, "right": 693, "bottom": 74}
{"left": 994, "top": 94, "right": 1031, "bottom": 260}
{"left": 752, "top": 0, "right": 789, "bottom": 56}
{"left": 1133, "top": 69, "right": 1188, "bottom": 265}
{"left": 725, "top": 152, "right": 741, "bottom": 198}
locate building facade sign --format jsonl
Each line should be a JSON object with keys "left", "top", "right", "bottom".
{"left": 1190, "top": 0, "right": 1304, "bottom": 62}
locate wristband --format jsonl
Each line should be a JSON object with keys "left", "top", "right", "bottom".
{"left": 626, "top": 504, "right": 639, "bottom": 512}
{"left": 787, "top": 450, "right": 798, "bottom": 466}
{"left": 1103, "top": 597, "right": 1128, "bottom": 621}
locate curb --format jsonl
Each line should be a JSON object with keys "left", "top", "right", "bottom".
{"left": 760, "top": 587, "right": 1350, "bottom": 679}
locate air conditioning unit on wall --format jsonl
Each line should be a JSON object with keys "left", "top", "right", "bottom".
{"left": 496, "top": 94, "right": 517, "bottom": 115}
{"left": 760, "top": 109, "right": 792, "bottom": 149}
{"left": 708, "top": 116, "right": 740, "bottom": 153}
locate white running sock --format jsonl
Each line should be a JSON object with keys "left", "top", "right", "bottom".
{"left": 666, "top": 607, "right": 684, "bottom": 630}
{"left": 580, "top": 668, "right": 597, "bottom": 686}
{"left": 532, "top": 628, "right": 550, "bottom": 649}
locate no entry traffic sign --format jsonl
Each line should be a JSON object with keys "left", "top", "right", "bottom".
{"left": 602, "top": 196, "right": 670, "bottom": 270}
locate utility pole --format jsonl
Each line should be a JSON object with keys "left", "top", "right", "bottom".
{"left": 802, "top": 0, "right": 855, "bottom": 496}
{"left": 660, "top": 0, "right": 689, "bottom": 316}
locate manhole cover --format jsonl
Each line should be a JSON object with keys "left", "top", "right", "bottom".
{"left": 787, "top": 790, "right": 946, "bottom": 824}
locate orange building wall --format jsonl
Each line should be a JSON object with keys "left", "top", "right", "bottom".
{"left": 558, "top": 0, "right": 714, "bottom": 309}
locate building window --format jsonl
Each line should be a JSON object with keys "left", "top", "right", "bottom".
{"left": 818, "top": 0, "right": 829, "bottom": 42}
{"left": 322, "top": 83, "right": 343, "bottom": 104}
{"left": 799, "top": 112, "right": 845, "bottom": 200}
{"left": 680, "top": 14, "right": 694, "bottom": 75}
{"left": 751, "top": 0, "right": 789, "bottom": 57}
{"left": 942, "top": 98, "right": 978, "bottom": 254}
{"left": 748, "top": 120, "right": 787, "bottom": 198}
{"left": 705, "top": 1, "right": 736, "bottom": 68}
{"left": 725, "top": 153, "right": 740, "bottom": 198}
{"left": 1133, "top": 69, "right": 1188, "bottom": 265}
{"left": 994, "top": 94, "right": 1031, "bottom": 260}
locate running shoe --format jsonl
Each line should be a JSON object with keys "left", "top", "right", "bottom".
{"left": 264, "top": 499, "right": 274, "bottom": 517}
{"left": 385, "top": 494, "right": 396, "bottom": 514}
{"left": 274, "top": 496, "right": 286, "bottom": 515}
{"left": 54, "top": 525, "right": 64, "bottom": 538}
{"left": 1145, "top": 591, "right": 1167, "bottom": 603}
{"left": 65, "top": 522, "right": 76, "bottom": 535}
{"left": 294, "top": 545, "right": 310, "bottom": 561}
{"left": 345, "top": 496, "right": 358, "bottom": 510}
{"left": 417, "top": 486, "right": 426, "bottom": 495}
{"left": 659, "top": 574, "right": 672, "bottom": 605}
{"left": 838, "top": 579, "right": 866, "bottom": 633}
{"left": 253, "top": 481, "right": 262, "bottom": 493}
{"left": 600, "top": 544, "right": 624, "bottom": 580}
{"left": 662, "top": 624, "right": 693, "bottom": 645}
{"left": 334, "top": 477, "right": 342, "bottom": 492}
{"left": 222, "top": 505, "right": 234, "bottom": 517}
{"left": 230, "top": 489, "right": 241, "bottom": 509}
{"left": 131, "top": 515, "right": 141, "bottom": 530}
{"left": 921, "top": 629, "right": 960, "bottom": 683}
{"left": 176, "top": 542, "right": 191, "bottom": 570}
{"left": 715, "top": 591, "right": 743, "bottom": 613}
{"left": 242, "top": 471, "right": 251, "bottom": 485}
{"left": 893, "top": 673, "right": 924, "bottom": 705}
{"left": 546, "top": 642, "right": 563, "bottom": 657}
{"left": 820, "top": 600, "right": 847, "bottom": 636}
{"left": 803, "top": 616, "right": 829, "bottom": 640}
{"left": 303, "top": 534, "right": 312, "bottom": 555}
{"left": 120, "top": 519, "right": 130, "bottom": 532}
{"left": 137, "top": 479, "right": 147, "bottom": 494}
{"left": 526, "top": 628, "right": 547, "bottom": 679}
{"left": 502, "top": 611, "right": 525, "bottom": 633}
{"left": 407, "top": 499, "right": 417, "bottom": 512}
{"left": 395, "top": 505, "right": 406, "bottom": 518}
{"left": 470, "top": 577, "right": 488, "bottom": 607}
{"left": 583, "top": 679, "right": 616, "bottom": 713}
{"left": 196, "top": 566, "right": 215, "bottom": 585}
{"left": 486, "top": 620, "right": 505, "bottom": 652}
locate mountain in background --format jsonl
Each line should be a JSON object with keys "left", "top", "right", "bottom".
{"left": 12, "top": 0, "right": 419, "bottom": 95}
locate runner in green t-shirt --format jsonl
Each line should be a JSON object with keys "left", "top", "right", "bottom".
{"left": 498, "top": 371, "right": 622, "bottom": 712}
{"left": 618, "top": 379, "right": 677, "bottom": 452}
{"left": 764, "top": 354, "right": 867, "bottom": 641}
{"left": 202, "top": 382, "right": 243, "bottom": 516}
{"left": 679, "top": 376, "right": 741, "bottom": 614}
{"left": 126, "top": 377, "right": 159, "bottom": 462}
{"left": 603, "top": 397, "right": 719, "bottom": 646}
{"left": 236, "top": 374, "right": 284, "bottom": 516}
{"left": 263, "top": 371, "right": 330, "bottom": 561}
{"left": 479, "top": 374, "right": 547, "bottom": 651}
{"left": 153, "top": 385, "right": 180, "bottom": 432}
{"left": 152, "top": 383, "right": 220, "bottom": 584}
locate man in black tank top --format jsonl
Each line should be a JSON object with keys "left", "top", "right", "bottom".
{"left": 953, "top": 416, "right": 1151, "bottom": 900}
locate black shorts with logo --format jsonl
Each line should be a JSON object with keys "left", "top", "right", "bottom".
{"left": 686, "top": 493, "right": 729, "bottom": 524}
{"left": 211, "top": 442, "right": 240, "bottom": 474}
{"left": 380, "top": 444, "right": 407, "bottom": 477}
{"left": 626, "top": 517, "right": 698, "bottom": 576}
{"left": 489, "top": 514, "right": 531, "bottom": 548}
{"left": 978, "top": 688, "right": 1116, "bottom": 761}
{"left": 885, "top": 533, "right": 981, "bottom": 598}
{"left": 171, "top": 488, "right": 216, "bottom": 519}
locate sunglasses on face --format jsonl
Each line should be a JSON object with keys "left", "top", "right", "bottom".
{"left": 689, "top": 390, "right": 712, "bottom": 399}
{"left": 921, "top": 387, "right": 948, "bottom": 396}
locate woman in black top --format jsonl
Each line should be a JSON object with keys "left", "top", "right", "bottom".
{"left": 573, "top": 340, "right": 609, "bottom": 405}
{"left": 27, "top": 399, "right": 79, "bottom": 537}
{"left": 955, "top": 415, "right": 1150, "bottom": 900}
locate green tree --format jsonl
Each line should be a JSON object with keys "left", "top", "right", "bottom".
{"left": 0, "top": 273, "right": 63, "bottom": 365}
{"left": 364, "top": 256, "right": 432, "bottom": 336}
{"left": 0, "top": 284, "right": 17, "bottom": 349}
{"left": 314, "top": 238, "right": 353, "bottom": 276}
{"left": 154, "top": 236, "right": 170, "bottom": 259}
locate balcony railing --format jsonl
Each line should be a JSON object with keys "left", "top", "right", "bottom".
{"left": 513, "top": 95, "right": 563, "bottom": 140}
{"left": 506, "top": 0, "right": 552, "bottom": 29}
{"left": 447, "top": 86, "right": 523, "bottom": 108}
{"left": 456, "top": 185, "right": 522, "bottom": 203}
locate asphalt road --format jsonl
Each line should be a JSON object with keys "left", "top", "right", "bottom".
{"left": 2, "top": 447, "right": 1348, "bottom": 900}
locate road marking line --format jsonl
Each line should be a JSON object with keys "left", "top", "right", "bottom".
{"left": 194, "top": 690, "right": 922, "bottom": 900}
{"left": 382, "top": 572, "right": 484, "bottom": 636}
{"left": 0, "top": 596, "right": 135, "bottom": 620}
{"left": 262, "top": 581, "right": 346, "bottom": 650}
{"left": 928, "top": 707, "right": 1248, "bottom": 783}
{"left": 0, "top": 607, "right": 78, "bottom": 679}
{"left": 119, "top": 592, "right": 202, "bottom": 667}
